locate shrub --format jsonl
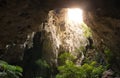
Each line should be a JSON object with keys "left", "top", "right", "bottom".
{"left": 56, "top": 53, "right": 106, "bottom": 78}
{"left": 35, "top": 59, "right": 50, "bottom": 68}
{"left": 0, "top": 60, "right": 23, "bottom": 78}
{"left": 58, "top": 52, "right": 75, "bottom": 65}
{"left": 104, "top": 47, "right": 113, "bottom": 63}
{"left": 81, "top": 23, "right": 92, "bottom": 38}
{"left": 56, "top": 60, "right": 80, "bottom": 78}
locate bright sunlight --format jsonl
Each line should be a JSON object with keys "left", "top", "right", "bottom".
{"left": 67, "top": 8, "right": 83, "bottom": 24}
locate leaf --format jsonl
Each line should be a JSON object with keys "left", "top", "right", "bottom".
{"left": 0, "top": 60, "right": 8, "bottom": 65}
{"left": 15, "top": 66, "right": 23, "bottom": 72}
{"left": 0, "top": 60, "right": 23, "bottom": 78}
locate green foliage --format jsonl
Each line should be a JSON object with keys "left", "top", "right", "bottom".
{"left": 58, "top": 52, "right": 75, "bottom": 65}
{"left": 80, "top": 61, "right": 106, "bottom": 78}
{"left": 104, "top": 47, "right": 113, "bottom": 63}
{"left": 81, "top": 23, "right": 92, "bottom": 38}
{"left": 91, "top": 44, "right": 96, "bottom": 49}
{"left": 35, "top": 59, "right": 50, "bottom": 68}
{"left": 56, "top": 60, "right": 80, "bottom": 78}
{"left": 0, "top": 60, "right": 23, "bottom": 78}
{"left": 56, "top": 53, "right": 106, "bottom": 78}
{"left": 56, "top": 61, "right": 106, "bottom": 78}
{"left": 104, "top": 48, "right": 111, "bottom": 55}
{"left": 79, "top": 46, "right": 85, "bottom": 52}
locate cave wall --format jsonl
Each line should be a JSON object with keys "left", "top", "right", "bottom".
{"left": 84, "top": 11, "right": 120, "bottom": 71}
{"left": 0, "top": 0, "right": 49, "bottom": 63}
{"left": 83, "top": 0, "right": 120, "bottom": 71}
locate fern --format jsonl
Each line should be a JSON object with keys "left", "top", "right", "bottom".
{"left": 56, "top": 53, "right": 106, "bottom": 78}
{"left": 0, "top": 60, "right": 23, "bottom": 78}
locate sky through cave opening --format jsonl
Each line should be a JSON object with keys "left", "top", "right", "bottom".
{"left": 67, "top": 8, "right": 83, "bottom": 24}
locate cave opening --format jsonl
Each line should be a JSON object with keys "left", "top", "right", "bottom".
{"left": 0, "top": 0, "right": 120, "bottom": 77}
{"left": 67, "top": 8, "right": 83, "bottom": 24}
{"left": 22, "top": 7, "right": 95, "bottom": 78}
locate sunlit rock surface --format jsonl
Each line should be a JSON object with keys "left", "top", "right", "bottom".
{"left": 23, "top": 9, "right": 91, "bottom": 78}
{"left": 39, "top": 9, "right": 89, "bottom": 65}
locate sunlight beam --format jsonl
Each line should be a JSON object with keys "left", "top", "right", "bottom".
{"left": 67, "top": 8, "right": 83, "bottom": 24}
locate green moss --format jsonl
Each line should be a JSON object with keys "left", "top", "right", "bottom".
{"left": 81, "top": 23, "right": 92, "bottom": 38}
{"left": 79, "top": 46, "right": 86, "bottom": 52}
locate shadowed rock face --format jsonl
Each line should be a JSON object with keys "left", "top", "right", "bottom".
{"left": 0, "top": 0, "right": 49, "bottom": 63}
{"left": 82, "top": 0, "right": 120, "bottom": 71}
{"left": 0, "top": 0, "right": 120, "bottom": 72}
{"left": 84, "top": 11, "right": 120, "bottom": 71}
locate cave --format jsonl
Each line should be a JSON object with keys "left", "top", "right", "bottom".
{"left": 0, "top": 0, "right": 120, "bottom": 78}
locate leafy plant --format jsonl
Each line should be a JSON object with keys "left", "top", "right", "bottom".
{"left": 56, "top": 60, "right": 80, "bottom": 78}
{"left": 56, "top": 53, "right": 106, "bottom": 78}
{"left": 35, "top": 59, "right": 50, "bottom": 78}
{"left": 35, "top": 59, "right": 50, "bottom": 68}
{"left": 104, "top": 47, "right": 113, "bottom": 62}
{"left": 80, "top": 61, "right": 106, "bottom": 78}
{"left": 0, "top": 60, "right": 23, "bottom": 78}
{"left": 81, "top": 23, "right": 92, "bottom": 38}
{"left": 79, "top": 46, "right": 86, "bottom": 52}
{"left": 58, "top": 52, "right": 76, "bottom": 65}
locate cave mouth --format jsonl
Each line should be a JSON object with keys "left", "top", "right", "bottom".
{"left": 0, "top": 0, "right": 120, "bottom": 78}
{"left": 47, "top": 7, "right": 92, "bottom": 53}
{"left": 21, "top": 7, "right": 119, "bottom": 78}
{"left": 43, "top": 7, "right": 93, "bottom": 65}
{"left": 67, "top": 8, "right": 83, "bottom": 24}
